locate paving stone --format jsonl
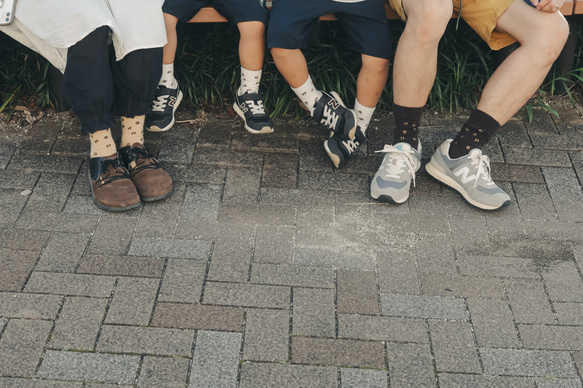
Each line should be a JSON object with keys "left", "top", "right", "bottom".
{"left": 7, "top": 153, "right": 83, "bottom": 174}
{"left": 262, "top": 152, "right": 298, "bottom": 189}
{"left": 207, "top": 238, "right": 253, "bottom": 282}
{"left": 291, "top": 337, "right": 385, "bottom": 368}
{"left": 239, "top": 362, "right": 337, "bottom": 388}
{"left": 49, "top": 296, "right": 108, "bottom": 351}
{"left": 193, "top": 147, "right": 264, "bottom": 168}
{"left": 457, "top": 254, "right": 540, "bottom": 279}
{"left": 524, "top": 220, "right": 583, "bottom": 241}
{"left": 222, "top": 166, "right": 262, "bottom": 205}
{"left": 437, "top": 373, "right": 535, "bottom": 388}
{"left": 137, "top": 356, "right": 190, "bottom": 388}
{"left": 0, "top": 189, "right": 28, "bottom": 228}
{"left": 151, "top": 303, "right": 244, "bottom": 331}
{"left": 24, "top": 272, "right": 116, "bottom": 297}
{"left": 494, "top": 164, "right": 545, "bottom": 184}
{"left": 127, "top": 236, "right": 212, "bottom": 259}
{"left": 250, "top": 255, "right": 333, "bottom": 284}
{"left": 340, "top": 368, "right": 387, "bottom": 388}
{"left": 480, "top": 348, "right": 578, "bottom": 378}
{"left": 504, "top": 278, "right": 556, "bottom": 324}
{"left": 157, "top": 125, "right": 197, "bottom": 163}
{"left": 292, "top": 287, "right": 336, "bottom": 337}
{"left": 15, "top": 211, "right": 99, "bottom": 233}
{"left": 218, "top": 204, "right": 296, "bottom": 226}
{"left": 467, "top": 298, "right": 520, "bottom": 348}
{"left": 203, "top": 282, "right": 290, "bottom": 309}
{"left": 535, "top": 378, "right": 583, "bottom": 388}
{"left": 513, "top": 183, "right": 557, "bottom": 221}
{"left": 97, "top": 325, "right": 194, "bottom": 356}
{"left": 294, "top": 246, "right": 376, "bottom": 271}
{"left": 0, "top": 137, "right": 21, "bottom": 171}
{"left": 372, "top": 213, "right": 451, "bottom": 235}
{"left": 190, "top": 330, "right": 242, "bottom": 388}
{"left": 133, "top": 184, "right": 185, "bottom": 239}
{"left": 0, "top": 292, "right": 62, "bottom": 319}
{"left": 415, "top": 234, "right": 457, "bottom": 275}
{"left": 179, "top": 184, "right": 222, "bottom": 223}
{"left": 338, "top": 314, "right": 428, "bottom": 343}
{"left": 429, "top": 320, "right": 481, "bottom": 373}
{"left": 0, "top": 319, "right": 52, "bottom": 377}
{"left": 259, "top": 187, "right": 336, "bottom": 207}
{"left": 518, "top": 325, "right": 583, "bottom": 351}
{"left": 158, "top": 259, "right": 206, "bottom": 303}
{"left": 553, "top": 302, "right": 583, "bottom": 325}
{"left": 37, "top": 351, "right": 140, "bottom": 384}
{"left": 377, "top": 247, "right": 420, "bottom": 295}
{"left": 0, "top": 228, "right": 50, "bottom": 250}
{"left": 299, "top": 170, "right": 368, "bottom": 192}
{"left": 105, "top": 277, "right": 159, "bottom": 325}
{"left": 337, "top": 269, "right": 379, "bottom": 315}
{"left": 387, "top": 342, "right": 437, "bottom": 388}
{"left": 87, "top": 216, "right": 137, "bottom": 255}
{"left": 543, "top": 167, "right": 583, "bottom": 223}
{"left": 36, "top": 232, "right": 90, "bottom": 273}
{"left": 25, "top": 172, "right": 75, "bottom": 212}
{"left": 76, "top": 254, "right": 165, "bottom": 278}
{"left": 0, "top": 378, "right": 84, "bottom": 387}
{"left": 449, "top": 214, "right": 490, "bottom": 254}
{"left": 541, "top": 261, "right": 583, "bottom": 302}
{"left": 421, "top": 273, "right": 505, "bottom": 299}
{"left": 252, "top": 225, "right": 295, "bottom": 264}
{"left": 243, "top": 308, "right": 289, "bottom": 362}
{"left": 0, "top": 248, "right": 40, "bottom": 292}
{"left": 504, "top": 148, "right": 571, "bottom": 167}
{"left": 380, "top": 294, "right": 468, "bottom": 320}
{"left": 574, "top": 352, "right": 583, "bottom": 383}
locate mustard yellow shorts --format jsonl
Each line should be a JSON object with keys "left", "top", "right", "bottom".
{"left": 388, "top": 0, "right": 516, "bottom": 50}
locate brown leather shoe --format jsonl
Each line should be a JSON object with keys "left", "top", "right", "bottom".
{"left": 88, "top": 156, "right": 141, "bottom": 211}
{"left": 118, "top": 144, "right": 173, "bottom": 202}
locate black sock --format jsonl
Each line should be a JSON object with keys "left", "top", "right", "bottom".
{"left": 393, "top": 104, "right": 423, "bottom": 150}
{"left": 449, "top": 110, "right": 500, "bottom": 159}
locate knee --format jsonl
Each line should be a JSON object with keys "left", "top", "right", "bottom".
{"left": 362, "top": 56, "right": 390, "bottom": 75}
{"left": 270, "top": 47, "right": 289, "bottom": 62}
{"left": 238, "top": 21, "right": 265, "bottom": 39}
{"left": 529, "top": 17, "right": 570, "bottom": 65}
{"left": 404, "top": 0, "right": 452, "bottom": 44}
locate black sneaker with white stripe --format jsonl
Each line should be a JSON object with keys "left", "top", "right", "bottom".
{"left": 312, "top": 91, "right": 357, "bottom": 141}
{"left": 146, "top": 85, "right": 183, "bottom": 132}
{"left": 234, "top": 92, "right": 274, "bottom": 134}
{"left": 324, "top": 126, "right": 366, "bottom": 168}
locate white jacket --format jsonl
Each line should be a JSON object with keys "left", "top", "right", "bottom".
{"left": 0, "top": 0, "right": 167, "bottom": 72}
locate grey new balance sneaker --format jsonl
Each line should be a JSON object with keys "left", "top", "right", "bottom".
{"left": 425, "top": 139, "right": 511, "bottom": 210}
{"left": 370, "top": 142, "right": 422, "bottom": 204}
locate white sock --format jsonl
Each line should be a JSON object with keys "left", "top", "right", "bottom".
{"left": 159, "top": 63, "right": 177, "bottom": 89}
{"left": 354, "top": 99, "right": 376, "bottom": 135}
{"left": 89, "top": 129, "right": 116, "bottom": 158}
{"left": 238, "top": 67, "right": 262, "bottom": 95}
{"left": 120, "top": 116, "right": 145, "bottom": 148}
{"left": 291, "top": 75, "right": 322, "bottom": 115}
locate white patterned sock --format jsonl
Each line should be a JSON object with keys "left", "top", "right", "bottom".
{"left": 291, "top": 75, "right": 322, "bottom": 115}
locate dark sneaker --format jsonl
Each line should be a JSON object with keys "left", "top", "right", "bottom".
{"left": 88, "top": 156, "right": 141, "bottom": 212}
{"left": 313, "top": 91, "right": 357, "bottom": 140}
{"left": 370, "top": 142, "right": 422, "bottom": 204}
{"left": 146, "top": 85, "right": 183, "bottom": 132}
{"left": 233, "top": 92, "right": 274, "bottom": 134}
{"left": 324, "top": 126, "right": 366, "bottom": 168}
{"left": 118, "top": 144, "right": 174, "bottom": 202}
{"left": 425, "top": 139, "right": 511, "bottom": 210}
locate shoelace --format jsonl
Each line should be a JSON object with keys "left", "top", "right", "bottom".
{"left": 375, "top": 145, "right": 419, "bottom": 187}
{"left": 341, "top": 138, "right": 361, "bottom": 154}
{"left": 321, "top": 106, "right": 340, "bottom": 130}
{"left": 151, "top": 95, "right": 169, "bottom": 112}
{"left": 97, "top": 160, "right": 130, "bottom": 187}
{"left": 128, "top": 148, "right": 161, "bottom": 173}
{"left": 468, "top": 151, "right": 494, "bottom": 188}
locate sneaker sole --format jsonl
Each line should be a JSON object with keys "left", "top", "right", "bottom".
{"left": 233, "top": 102, "right": 274, "bottom": 134}
{"left": 425, "top": 160, "right": 510, "bottom": 211}
{"left": 87, "top": 170, "right": 142, "bottom": 212}
{"left": 371, "top": 192, "right": 408, "bottom": 204}
{"left": 323, "top": 140, "right": 341, "bottom": 168}
{"left": 147, "top": 90, "right": 183, "bottom": 133}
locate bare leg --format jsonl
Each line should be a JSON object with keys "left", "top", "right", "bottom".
{"left": 270, "top": 48, "right": 310, "bottom": 88}
{"left": 476, "top": 0, "right": 569, "bottom": 125}
{"left": 392, "top": 0, "right": 452, "bottom": 107}
{"left": 237, "top": 21, "right": 266, "bottom": 71}
{"left": 356, "top": 54, "right": 390, "bottom": 108}
{"left": 162, "top": 13, "right": 179, "bottom": 65}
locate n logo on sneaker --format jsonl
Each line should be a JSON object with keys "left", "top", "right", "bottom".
{"left": 454, "top": 166, "right": 476, "bottom": 184}
{"left": 327, "top": 99, "right": 340, "bottom": 110}
{"left": 168, "top": 96, "right": 177, "bottom": 107}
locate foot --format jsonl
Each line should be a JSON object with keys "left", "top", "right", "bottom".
{"left": 312, "top": 91, "right": 357, "bottom": 140}
{"left": 324, "top": 127, "right": 366, "bottom": 168}
{"left": 425, "top": 139, "right": 511, "bottom": 210}
{"left": 146, "top": 85, "right": 183, "bottom": 132}
{"left": 88, "top": 156, "right": 141, "bottom": 211}
{"left": 118, "top": 144, "right": 174, "bottom": 202}
{"left": 233, "top": 92, "right": 274, "bottom": 134}
{"left": 370, "top": 142, "right": 422, "bottom": 204}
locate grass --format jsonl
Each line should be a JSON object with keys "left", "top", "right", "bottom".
{"left": 2, "top": 18, "right": 583, "bottom": 120}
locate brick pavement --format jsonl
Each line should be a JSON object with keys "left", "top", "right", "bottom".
{"left": 0, "top": 104, "right": 582, "bottom": 387}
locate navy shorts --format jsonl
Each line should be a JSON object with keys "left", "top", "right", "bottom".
{"left": 163, "top": 0, "right": 269, "bottom": 24}
{"left": 267, "top": 0, "right": 392, "bottom": 59}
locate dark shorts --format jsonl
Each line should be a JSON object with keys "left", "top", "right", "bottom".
{"left": 163, "top": 0, "right": 269, "bottom": 24}
{"left": 267, "top": 0, "right": 392, "bottom": 59}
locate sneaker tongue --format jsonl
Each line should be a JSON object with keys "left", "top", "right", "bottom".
{"left": 395, "top": 143, "right": 411, "bottom": 152}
